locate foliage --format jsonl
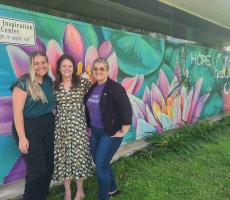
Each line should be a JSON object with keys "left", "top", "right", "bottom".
{"left": 145, "top": 116, "right": 230, "bottom": 155}
{"left": 47, "top": 121, "right": 230, "bottom": 200}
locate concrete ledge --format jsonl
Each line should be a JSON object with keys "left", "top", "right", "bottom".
{"left": 0, "top": 139, "right": 148, "bottom": 200}
{"left": 113, "top": 139, "right": 148, "bottom": 161}
{"left": 0, "top": 179, "right": 24, "bottom": 200}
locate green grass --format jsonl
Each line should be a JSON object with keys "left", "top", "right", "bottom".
{"left": 48, "top": 130, "right": 230, "bottom": 200}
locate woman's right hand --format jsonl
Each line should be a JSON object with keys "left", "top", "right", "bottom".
{"left": 19, "top": 137, "right": 29, "bottom": 154}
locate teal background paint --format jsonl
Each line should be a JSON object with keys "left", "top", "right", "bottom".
{"left": 0, "top": 4, "right": 229, "bottom": 185}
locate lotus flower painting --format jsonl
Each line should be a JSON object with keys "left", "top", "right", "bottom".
{"left": 0, "top": 4, "right": 229, "bottom": 185}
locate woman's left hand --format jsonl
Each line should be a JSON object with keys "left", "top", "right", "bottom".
{"left": 111, "top": 125, "right": 131, "bottom": 138}
{"left": 111, "top": 130, "right": 125, "bottom": 138}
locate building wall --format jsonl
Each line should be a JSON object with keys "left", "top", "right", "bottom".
{"left": 0, "top": 4, "right": 229, "bottom": 185}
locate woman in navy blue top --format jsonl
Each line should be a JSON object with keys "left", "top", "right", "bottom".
{"left": 11, "top": 51, "right": 55, "bottom": 200}
{"left": 84, "top": 57, "right": 132, "bottom": 200}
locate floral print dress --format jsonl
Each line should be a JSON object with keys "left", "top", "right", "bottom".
{"left": 53, "top": 77, "right": 92, "bottom": 181}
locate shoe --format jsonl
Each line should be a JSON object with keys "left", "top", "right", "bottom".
{"left": 109, "top": 189, "right": 120, "bottom": 197}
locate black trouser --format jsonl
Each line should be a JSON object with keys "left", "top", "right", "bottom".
{"left": 12, "top": 112, "right": 55, "bottom": 200}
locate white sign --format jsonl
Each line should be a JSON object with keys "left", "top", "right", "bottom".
{"left": 0, "top": 16, "right": 35, "bottom": 46}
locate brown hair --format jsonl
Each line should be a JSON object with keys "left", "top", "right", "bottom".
{"left": 54, "top": 54, "right": 80, "bottom": 91}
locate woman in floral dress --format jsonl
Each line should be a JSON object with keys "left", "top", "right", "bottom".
{"left": 53, "top": 54, "right": 92, "bottom": 200}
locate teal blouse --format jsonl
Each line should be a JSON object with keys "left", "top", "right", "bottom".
{"left": 11, "top": 74, "right": 55, "bottom": 118}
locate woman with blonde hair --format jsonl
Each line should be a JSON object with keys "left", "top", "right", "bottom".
{"left": 11, "top": 51, "right": 55, "bottom": 200}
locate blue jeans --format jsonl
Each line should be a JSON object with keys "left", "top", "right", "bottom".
{"left": 90, "top": 127, "right": 123, "bottom": 200}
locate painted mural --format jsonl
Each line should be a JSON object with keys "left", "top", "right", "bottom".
{"left": 0, "top": 4, "right": 229, "bottom": 185}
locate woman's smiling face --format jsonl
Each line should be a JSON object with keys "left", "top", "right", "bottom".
{"left": 92, "top": 62, "right": 109, "bottom": 84}
{"left": 33, "top": 55, "right": 49, "bottom": 78}
{"left": 59, "top": 58, "right": 74, "bottom": 79}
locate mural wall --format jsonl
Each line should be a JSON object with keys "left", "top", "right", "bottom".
{"left": 0, "top": 4, "right": 229, "bottom": 185}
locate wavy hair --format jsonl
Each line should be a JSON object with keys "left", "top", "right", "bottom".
{"left": 27, "top": 51, "right": 48, "bottom": 103}
{"left": 54, "top": 54, "right": 80, "bottom": 91}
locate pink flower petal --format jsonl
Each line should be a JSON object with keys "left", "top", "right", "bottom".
{"left": 133, "top": 75, "right": 144, "bottom": 95}
{"left": 84, "top": 46, "right": 98, "bottom": 72}
{"left": 19, "top": 37, "right": 46, "bottom": 55}
{"left": 46, "top": 39, "right": 63, "bottom": 76}
{"left": 63, "top": 24, "right": 85, "bottom": 65}
{"left": 188, "top": 78, "right": 203, "bottom": 122}
{"left": 128, "top": 95, "right": 145, "bottom": 128}
{"left": 174, "top": 63, "right": 182, "bottom": 81}
{"left": 107, "top": 53, "right": 118, "bottom": 81}
{"left": 128, "top": 94, "right": 146, "bottom": 116}
{"left": 172, "top": 96, "right": 182, "bottom": 127}
{"left": 122, "top": 74, "right": 144, "bottom": 95}
{"left": 7, "top": 46, "right": 29, "bottom": 77}
{"left": 169, "top": 76, "right": 179, "bottom": 96}
{"left": 98, "top": 40, "right": 112, "bottom": 59}
{"left": 151, "top": 83, "right": 166, "bottom": 110}
{"left": 121, "top": 75, "right": 138, "bottom": 94}
{"left": 142, "top": 86, "right": 151, "bottom": 108}
{"left": 180, "top": 86, "right": 187, "bottom": 114}
{"left": 182, "top": 87, "right": 193, "bottom": 122}
{"left": 157, "top": 69, "right": 170, "bottom": 99}
{"left": 191, "top": 93, "right": 210, "bottom": 123}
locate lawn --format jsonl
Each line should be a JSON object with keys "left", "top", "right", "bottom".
{"left": 48, "top": 131, "right": 230, "bottom": 200}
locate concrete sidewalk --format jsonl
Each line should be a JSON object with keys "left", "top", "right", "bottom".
{"left": 0, "top": 179, "right": 25, "bottom": 200}
{"left": 0, "top": 139, "right": 148, "bottom": 200}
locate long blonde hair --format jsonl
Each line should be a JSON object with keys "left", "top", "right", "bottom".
{"left": 27, "top": 51, "right": 48, "bottom": 103}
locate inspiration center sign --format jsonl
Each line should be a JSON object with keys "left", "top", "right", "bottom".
{"left": 0, "top": 16, "right": 35, "bottom": 46}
